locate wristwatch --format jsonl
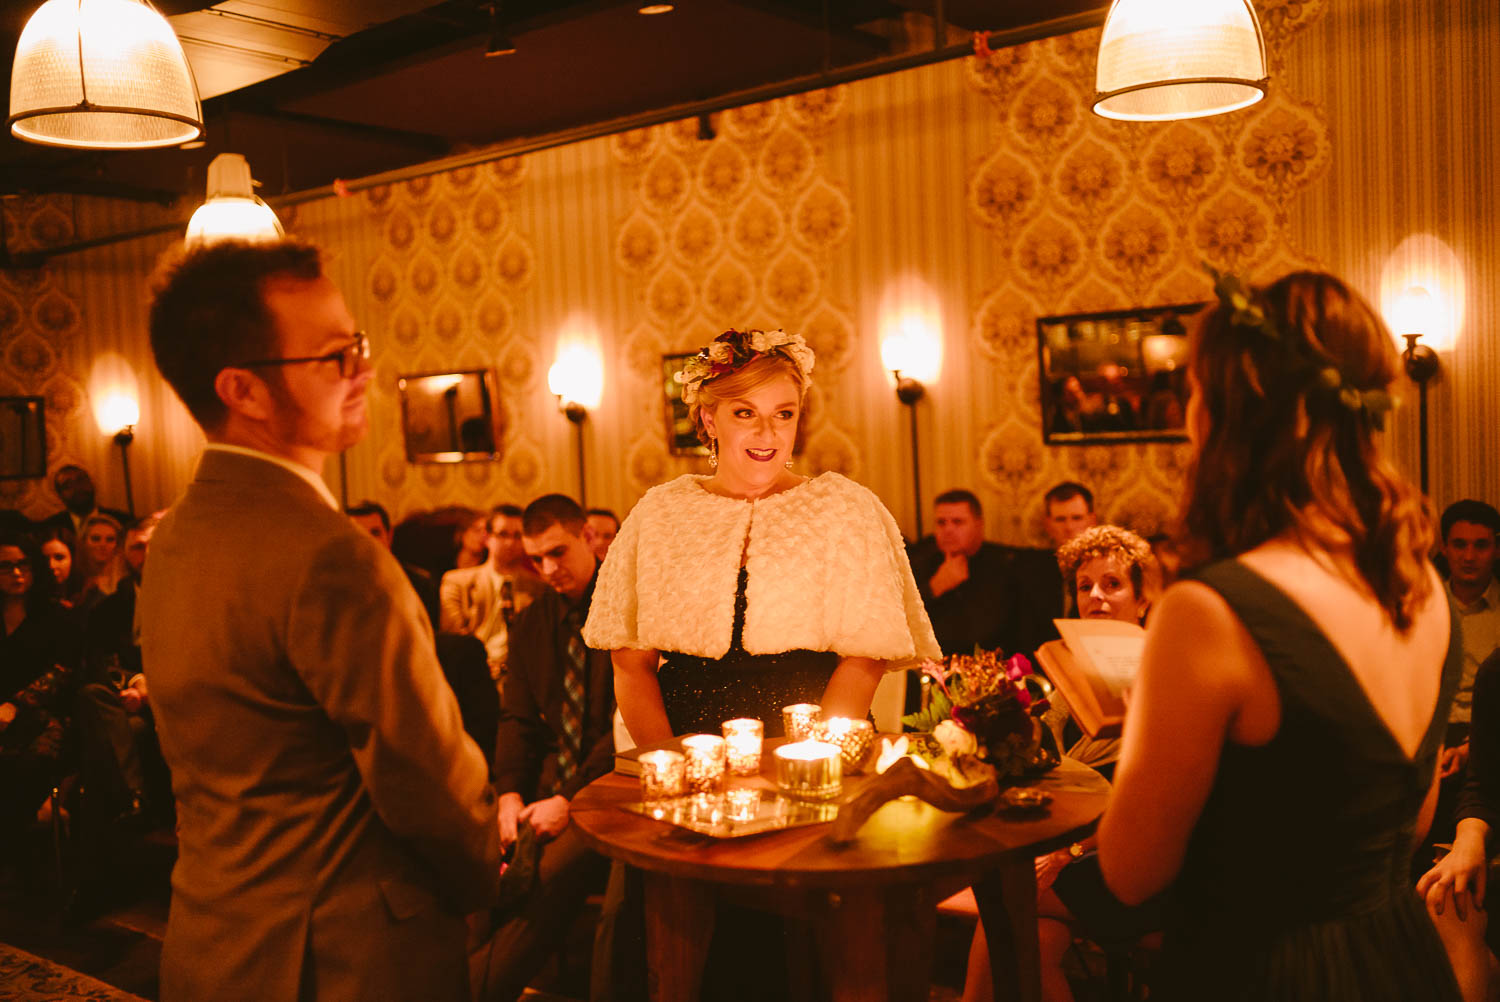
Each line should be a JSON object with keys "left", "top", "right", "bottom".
{"left": 1067, "top": 841, "right": 1087, "bottom": 860}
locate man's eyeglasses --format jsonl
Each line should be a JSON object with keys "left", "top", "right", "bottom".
{"left": 240, "top": 331, "right": 370, "bottom": 380}
{"left": 0, "top": 559, "right": 31, "bottom": 575}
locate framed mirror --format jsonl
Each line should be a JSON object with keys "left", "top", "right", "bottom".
{"left": 662, "top": 353, "right": 710, "bottom": 457}
{"left": 1037, "top": 303, "right": 1204, "bottom": 445}
{"left": 0, "top": 396, "right": 46, "bottom": 480}
{"left": 397, "top": 369, "right": 501, "bottom": 463}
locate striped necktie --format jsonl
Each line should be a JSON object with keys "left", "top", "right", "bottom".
{"left": 554, "top": 613, "right": 587, "bottom": 786}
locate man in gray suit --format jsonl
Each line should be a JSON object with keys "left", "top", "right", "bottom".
{"left": 140, "top": 239, "right": 500, "bottom": 1002}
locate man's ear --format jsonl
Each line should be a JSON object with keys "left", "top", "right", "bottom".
{"left": 214, "top": 367, "right": 275, "bottom": 423}
{"left": 580, "top": 522, "right": 599, "bottom": 550}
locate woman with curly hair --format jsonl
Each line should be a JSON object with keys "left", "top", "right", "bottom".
{"left": 1097, "top": 271, "right": 1461, "bottom": 1001}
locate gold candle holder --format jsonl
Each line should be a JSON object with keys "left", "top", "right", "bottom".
{"left": 773, "top": 740, "right": 843, "bottom": 801}
{"left": 781, "top": 702, "right": 821, "bottom": 742}
{"left": 725, "top": 787, "right": 762, "bottom": 820}
{"left": 637, "top": 749, "right": 685, "bottom": 804}
{"left": 721, "top": 718, "right": 764, "bottom": 776}
{"left": 682, "top": 734, "right": 728, "bottom": 796}
{"left": 815, "top": 717, "right": 876, "bottom": 773}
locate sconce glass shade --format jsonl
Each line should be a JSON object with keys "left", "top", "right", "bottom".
{"left": 9, "top": 0, "right": 204, "bottom": 149}
{"left": 548, "top": 344, "right": 604, "bottom": 410}
{"left": 185, "top": 153, "right": 284, "bottom": 246}
{"left": 90, "top": 352, "right": 141, "bottom": 435}
{"left": 1093, "top": 0, "right": 1268, "bottom": 122}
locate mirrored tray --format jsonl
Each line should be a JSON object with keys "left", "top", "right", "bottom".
{"left": 622, "top": 789, "right": 839, "bottom": 839}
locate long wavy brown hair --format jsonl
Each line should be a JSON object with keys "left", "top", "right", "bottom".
{"left": 1177, "top": 271, "right": 1432, "bottom": 630}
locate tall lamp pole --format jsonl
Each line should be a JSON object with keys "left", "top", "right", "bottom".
{"left": 892, "top": 371, "right": 926, "bottom": 540}
{"left": 561, "top": 399, "right": 588, "bottom": 508}
{"left": 1402, "top": 333, "right": 1438, "bottom": 496}
{"left": 114, "top": 425, "right": 136, "bottom": 520}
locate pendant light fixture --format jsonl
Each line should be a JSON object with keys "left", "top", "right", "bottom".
{"left": 185, "top": 153, "right": 284, "bottom": 247}
{"left": 9, "top": 0, "right": 203, "bottom": 149}
{"left": 1093, "top": 0, "right": 1268, "bottom": 122}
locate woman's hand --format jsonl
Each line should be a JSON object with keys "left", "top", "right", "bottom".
{"left": 1035, "top": 849, "right": 1073, "bottom": 895}
{"left": 0, "top": 702, "right": 15, "bottom": 731}
{"left": 1419, "top": 818, "right": 1491, "bottom": 919}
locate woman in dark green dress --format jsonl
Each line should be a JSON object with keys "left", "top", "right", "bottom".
{"left": 1097, "top": 271, "right": 1463, "bottom": 1001}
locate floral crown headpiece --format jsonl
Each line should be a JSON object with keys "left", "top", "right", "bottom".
{"left": 674, "top": 328, "right": 816, "bottom": 406}
{"left": 1206, "top": 264, "right": 1396, "bottom": 431}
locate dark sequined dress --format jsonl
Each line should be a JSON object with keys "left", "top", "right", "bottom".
{"left": 656, "top": 567, "right": 837, "bottom": 737}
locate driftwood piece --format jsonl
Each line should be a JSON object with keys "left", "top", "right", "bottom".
{"left": 830, "top": 758, "right": 999, "bottom": 845}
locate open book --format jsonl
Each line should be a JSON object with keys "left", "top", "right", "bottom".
{"left": 1034, "top": 618, "right": 1146, "bottom": 739}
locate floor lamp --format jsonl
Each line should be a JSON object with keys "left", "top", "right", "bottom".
{"left": 114, "top": 425, "right": 137, "bottom": 520}
{"left": 892, "top": 372, "right": 926, "bottom": 540}
{"left": 1402, "top": 333, "right": 1438, "bottom": 496}
{"left": 560, "top": 399, "right": 588, "bottom": 508}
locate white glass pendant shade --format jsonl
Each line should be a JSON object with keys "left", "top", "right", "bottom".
{"left": 185, "top": 153, "right": 284, "bottom": 246}
{"left": 1093, "top": 0, "right": 1268, "bottom": 122}
{"left": 9, "top": 0, "right": 203, "bottom": 149}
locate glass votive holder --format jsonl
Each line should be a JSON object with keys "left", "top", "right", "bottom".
{"left": 815, "top": 717, "right": 876, "bottom": 773}
{"left": 722, "top": 718, "right": 764, "bottom": 776}
{"left": 782, "top": 702, "right": 821, "bottom": 742}
{"left": 725, "top": 787, "right": 762, "bottom": 821}
{"left": 638, "top": 749, "right": 685, "bottom": 804}
{"left": 773, "top": 740, "right": 843, "bottom": 801}
{"left": 682, "top": 734, "right": 728, "bottom": 796}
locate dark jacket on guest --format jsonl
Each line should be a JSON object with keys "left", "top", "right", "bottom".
{"left": 493, "top": 571, "right": 614, "bottom": 803}
{"left": 1457, "top": 649, "right": 1500, "bottom": 836}
{"left": 909, "top": 539, "right": 1022, "bottom": 657}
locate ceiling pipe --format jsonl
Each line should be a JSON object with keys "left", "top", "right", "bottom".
{"left": 13, "top": 6, "right": 1108, "bottom": 264}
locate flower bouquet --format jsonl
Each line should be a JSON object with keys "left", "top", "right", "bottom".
{"left": 890, "top": 650, "right": 1060, "bottom": 789}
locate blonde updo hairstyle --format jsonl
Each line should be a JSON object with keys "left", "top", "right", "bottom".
{"left": 1056, "top": 524, "right": 1160, "bottom": 613}
{"left": 691, "top": 351, "right": 809, "bottom": 446}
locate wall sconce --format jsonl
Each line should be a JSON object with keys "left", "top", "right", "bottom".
{"left": 1380, "top": 234, "right": 1466, "bottom": 498}
{"left": 1093, "top": 0, "right": 1268, "bottom": 122}
{"left": 185, "top": 153, "right": 284, "bottom": 246}
{"left": 547, "top": 342, "right": 603, "bottom": 508}
{"left": 9, "top": 0, "right": 204, "bottom": 150}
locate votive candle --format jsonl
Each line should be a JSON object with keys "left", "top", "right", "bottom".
{"left": 816, "top": 717, "right": 876, "bottom": 773}
{"left": 725, "top": 787, "right": 761, "bottom": 820}
{"left": 782, "top": 703, "right": 821, "bottom": 742}
{"left": 773, "top": 740, "right": 843, "bottom": 801}
{"left": 638, "top": 749, "right": 685, "bottom": 803}
{"left": 682, "top": 734, "right": 728, "bottom": 795}
{"left": 722, "top": 718, "right": 764, "bottom": 776}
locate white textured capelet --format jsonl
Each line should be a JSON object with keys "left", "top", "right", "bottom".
{"left": 582, "top": 473, "right": 941, "bottom": 666}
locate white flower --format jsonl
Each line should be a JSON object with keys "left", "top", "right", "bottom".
{"left": 874, "top": 736, "right": 931, "bottom": 775}
{"left": 749, "top": 330, "right": 773, "bottom": 352}
{"left": 934, "top": 720, "right": 978, "bottom": 757}
{"left": 708, "top": 341, "right": 733, "bottom": 363}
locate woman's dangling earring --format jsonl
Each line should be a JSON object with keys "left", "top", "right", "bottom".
{"left": 709, "top": 439, "right": 718, "bottom": 469}
{"left": 784, "top": 458, "right": 793, "bottom": 470}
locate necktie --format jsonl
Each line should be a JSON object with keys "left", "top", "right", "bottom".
{"left": 554, "top": 614, "right": 587, "bottom": 787}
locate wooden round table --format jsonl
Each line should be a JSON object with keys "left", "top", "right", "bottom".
{"left": 571, "top": 755, "right": 1109, "bottom": 1002}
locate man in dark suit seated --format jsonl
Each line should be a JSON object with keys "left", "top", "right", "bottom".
{"left": 472, "top": 493, "right": 615, "bottom": 1002}
{"left": 35, "top": 464, "right": 131, "bottom": 539}
{"left": 909, "top": 488, "right": 1021, "bottom": 665}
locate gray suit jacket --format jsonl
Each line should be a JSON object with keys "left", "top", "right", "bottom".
{"left": 139, "top": 449, "right": 500, "bottom": 1002}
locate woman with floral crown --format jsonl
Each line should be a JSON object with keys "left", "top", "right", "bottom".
{"left": 1097, "top": 271, "right": 1463, "bottom": 1001}
{"left": 584, "top": 327, "right": 939, "bottom": 742}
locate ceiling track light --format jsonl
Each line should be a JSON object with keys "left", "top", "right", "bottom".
{"left": 638, "top": 2, "right": 675, "bottom": 14}
{"left": 484, "top": 3, "right": 516, "bottom": 57}
{"left": 185, "top": 153, "right": 284, "bottom": 246}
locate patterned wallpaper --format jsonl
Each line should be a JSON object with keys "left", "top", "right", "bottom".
{"left": 3, "top": 0, "right": 1495, "bottom": 546}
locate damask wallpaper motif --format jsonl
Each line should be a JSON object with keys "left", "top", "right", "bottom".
{"left": 963, "top": 3, "right": 1329, "bottom": 541}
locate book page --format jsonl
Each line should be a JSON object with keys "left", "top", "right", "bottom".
{"left": 1054, "top": 619, "right": 1146, "bottom": 699}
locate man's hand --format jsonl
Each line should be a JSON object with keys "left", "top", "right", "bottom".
{"left": 498, "top": 792, "right": 524, "bottom": 851}
{"left": 1440, "top": 741, "right": 1471, "bottom": 779}
{"left": 519, "top": 795, "right": 570, "bottom": 842}
{"left": 928, "top": 554, "right": 969, "bottom": 598}
{"left": 0, "top": 702, "right": 16, "bottom": 731}
{"left": 120, "top": 689, "right": 143, "bottom": 713}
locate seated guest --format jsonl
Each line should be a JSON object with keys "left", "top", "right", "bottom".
{"left": 454, "top": 509, "right": 492, "bottom": 570}
{"left": 1438, "top": 499, "right": 1500, "bottom": 773}
{"left": 1419, "top": 648, "right": 1500, "bottom": 1002}
{"left": 1009, "top": 481, "right": 1100, "bottom": 655}
{"left": 911, "top": 489, "right": 1020, "bottom": 656}
{"left": 76, "top": 514, "right": 170, "bottom": 824}
{"left": 471, "top": 494, "right": 613, "bottom": 1001}
{"left": 36, "top": 524, "right": 82, "bottom": 607}
{"left": 1098, "top": 271, "right": 1461, "bottom": 999}
{"left": 74, "top": 511, "right": 124, "bottom": 610}
{"left": 441, "top": 505, "right": 545, "bottom": 678}
{"left": 585, "top": 508, "right": 620, "bottom": 562}
{"left": 0, "top": 531, "right": 78, "bottom": 835}
{"left": 37, "top": 464, "right": 130, "bottom": 540}
{"left": 348, "top": 499, "right": 441, "bottom": 630}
